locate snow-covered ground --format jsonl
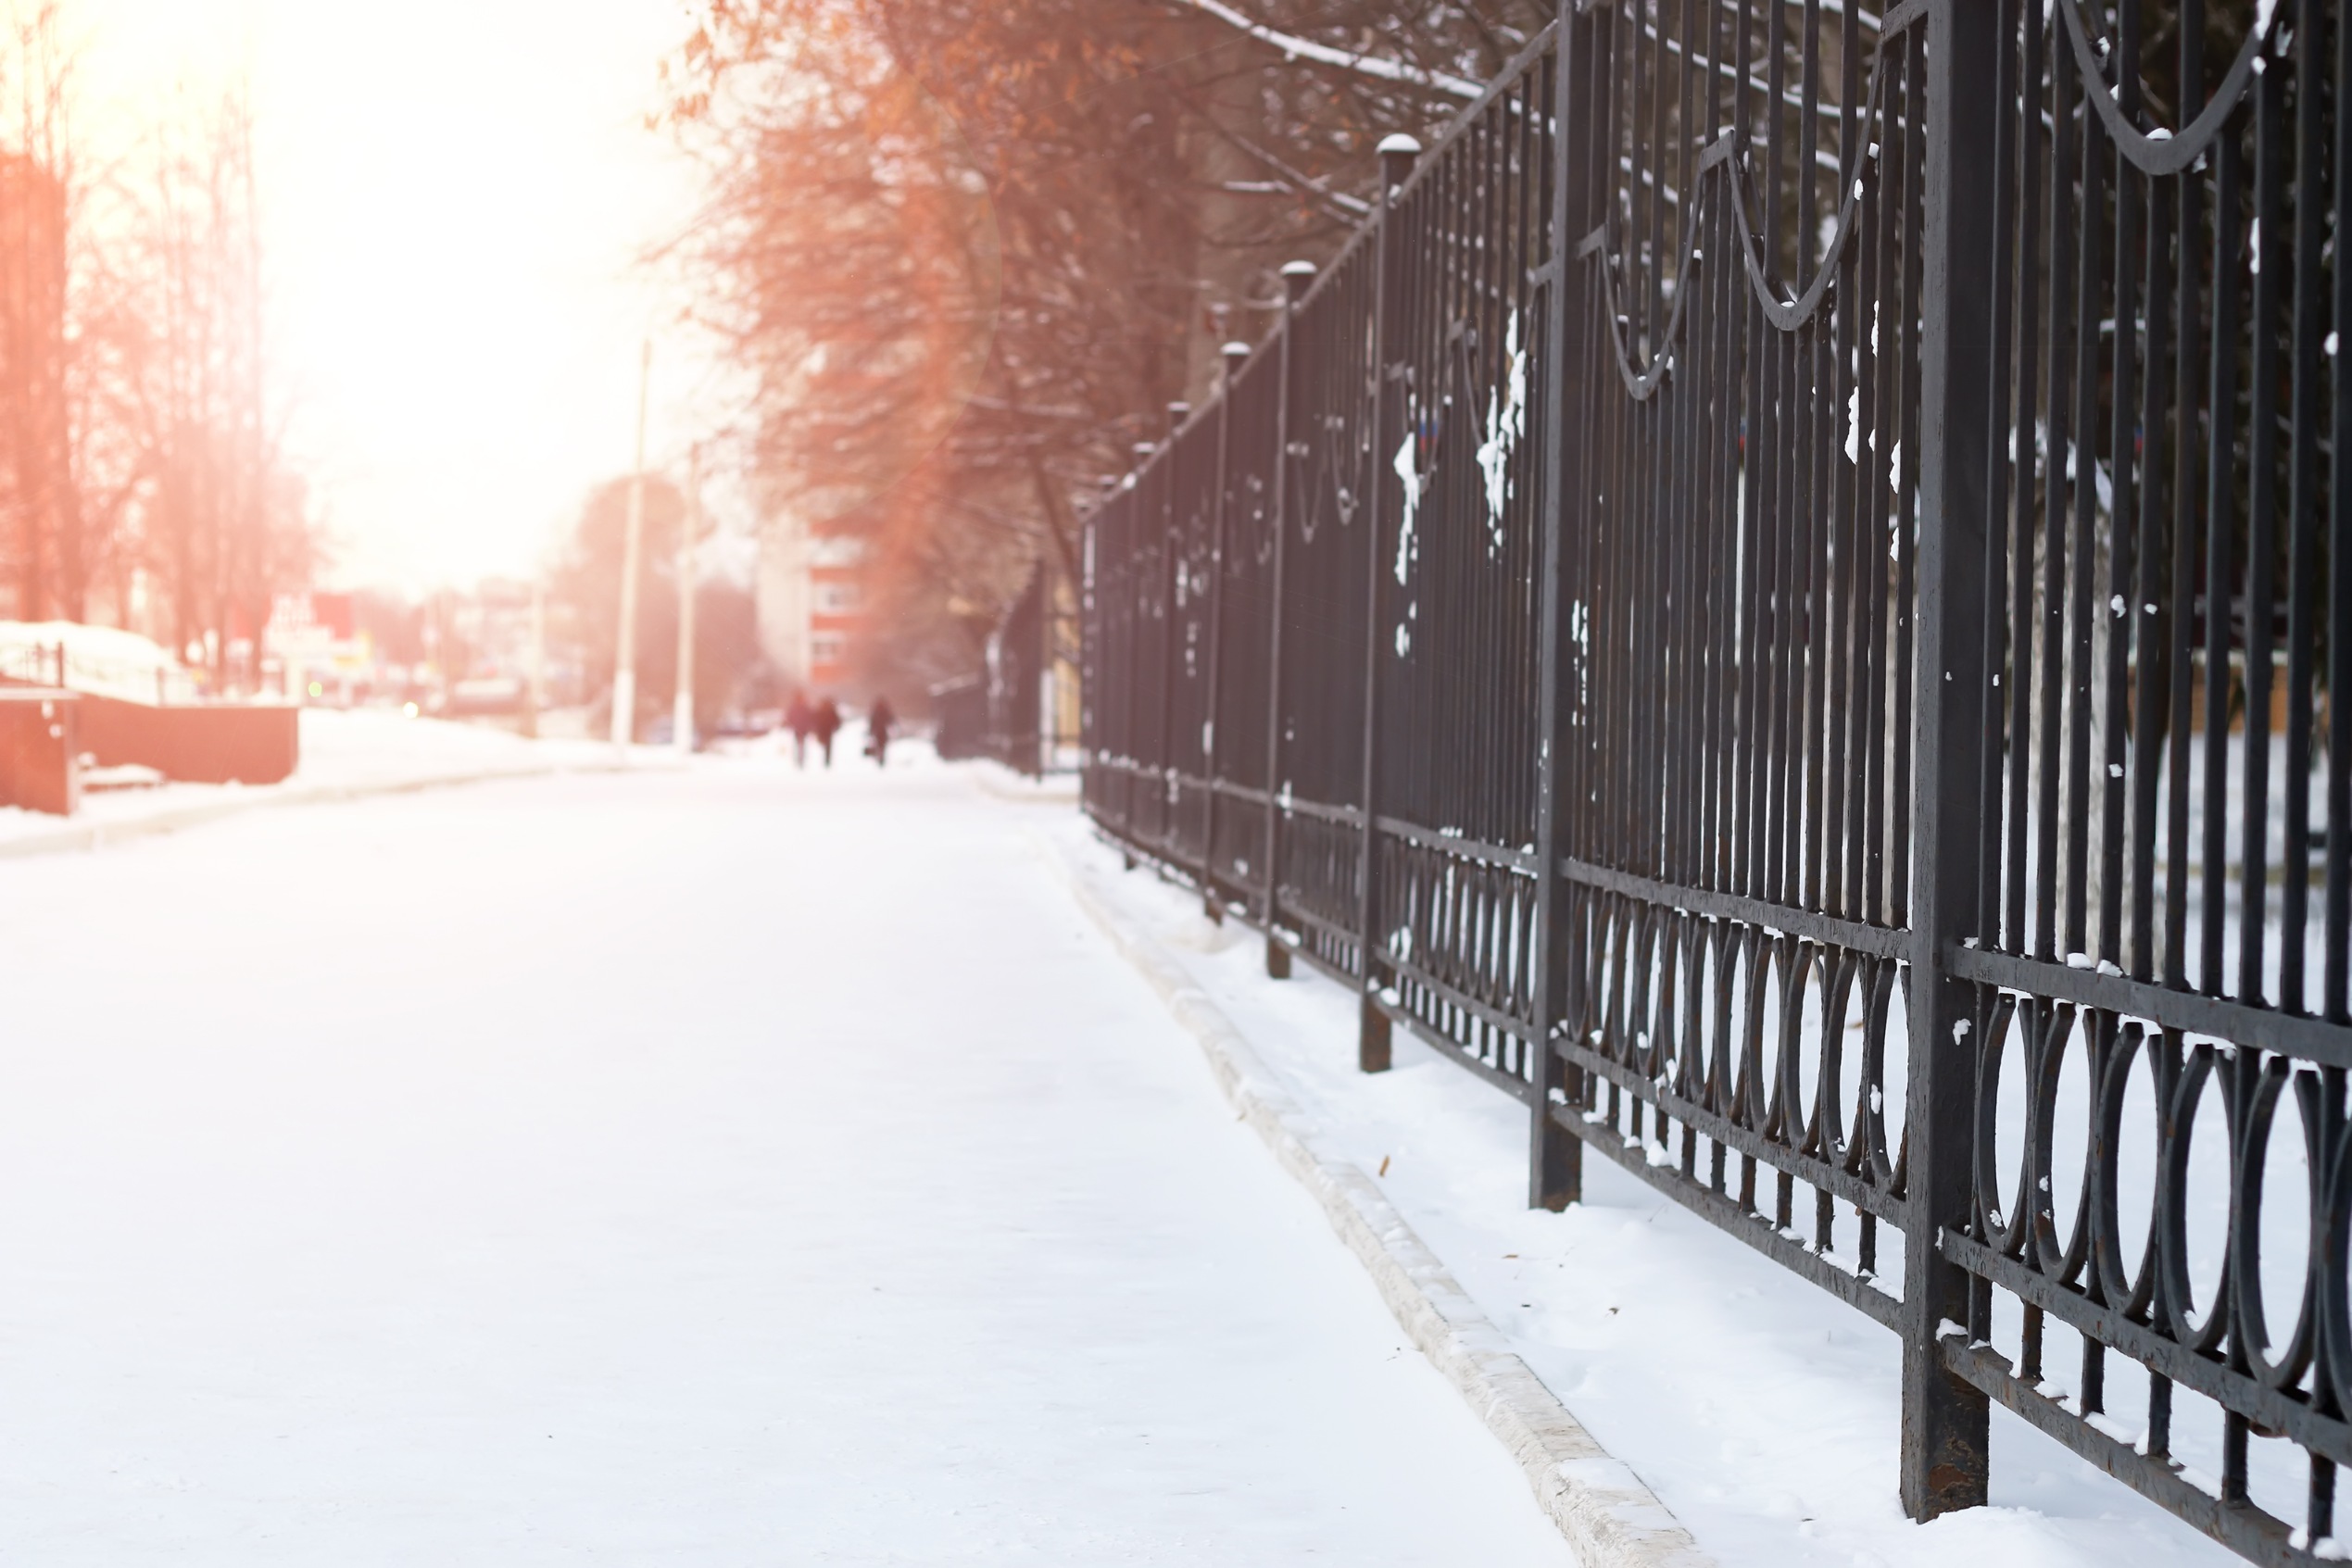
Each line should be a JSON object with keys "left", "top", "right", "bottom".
{"left": 1055, "top": 818, "right": 2249, "bottom": 1568}
{"left": 0, "top": 708, "right": 637, "bottom": 847}
{"left": 0, "top": 724, "right": 2275, "bottom": 1565}
{"left": 0, "top": 755, "right": 1573, "bottom": 1565}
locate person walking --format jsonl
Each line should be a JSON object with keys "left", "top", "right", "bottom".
{"left": 811, "top": 696, "right": 842, "bottom": 767}
{"left": 865, "top": 695, "right": 897, "bottom": 768}
{"left": 786, "top": 690, "right": 815, "bottom": 768}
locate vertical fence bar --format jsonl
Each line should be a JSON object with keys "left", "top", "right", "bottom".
{"left": 1356, "top": 134, "right": 1419, "bottom": 1073}
{"left": 1899, "top": 0, "right": 1997, "bottom": 1521}
{"left": 1264, "top": 261, "right": 1313, "bottom": 981}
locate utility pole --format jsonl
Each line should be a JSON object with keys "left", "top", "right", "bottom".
{"left": 673, "top": 444, "right": 699, "bottom": 756}
{"left": 610, "top": 338, "right": 651, "bottom": 747}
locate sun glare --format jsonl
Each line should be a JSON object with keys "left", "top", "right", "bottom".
{"left": 66, "top": 0, "right": 712, "bottom": 588}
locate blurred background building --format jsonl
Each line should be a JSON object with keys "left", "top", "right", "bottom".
{"left": 756, "top": 514, "right": 867, "bottom": 699}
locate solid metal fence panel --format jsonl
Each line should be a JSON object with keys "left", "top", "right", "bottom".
{"left": 1075, "top": 2, "right": 2352, "bottom": 1558}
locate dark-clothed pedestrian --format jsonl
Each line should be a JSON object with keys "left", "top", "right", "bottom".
{"left": 811, "top": 696, "right": 842, "bottom": 767}
{"left": 866, "top": 696, "right": 897, "bottom": 767}
{"left": 786, "top": 691, "right": 815, "bottom": 768}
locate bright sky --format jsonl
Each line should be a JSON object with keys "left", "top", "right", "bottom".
{"left": 68, "top": 0, "right": 725, "bottom": 591}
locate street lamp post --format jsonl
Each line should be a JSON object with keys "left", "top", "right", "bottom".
{"left": 610, "top": 339, "right": 651, "bottom": 747}
{"left": 673, "top": 445, "right": 700, "bottom": 756}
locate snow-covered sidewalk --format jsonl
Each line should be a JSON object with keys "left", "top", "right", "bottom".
{"left": 0, "top": 758, "right": 1572, "bottom": 1564}
{"left": 1052, "top": 820, "right": 2247, "bottom": 1568}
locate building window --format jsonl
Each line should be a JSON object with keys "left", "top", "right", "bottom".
{"left": 814, "top": 581, "right": 862, "bottom": 614}
{"left": 811, "top": 632, "right": 846, "bottom": 669}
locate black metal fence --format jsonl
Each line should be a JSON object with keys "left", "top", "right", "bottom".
{"left": 1080, "top": 3, "right": 2352, "bottom": 1560}
{"left": 985, "top": 564, "right": 1049, "bottom": 774}
{"left": 936, "top": 562, "right": 1079, "bottom": 774}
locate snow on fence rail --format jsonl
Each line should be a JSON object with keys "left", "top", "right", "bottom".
{"left": 1080, "top": 5, "right": 2352, "bottom": 1562}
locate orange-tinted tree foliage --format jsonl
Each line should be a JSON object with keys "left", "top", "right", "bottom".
{"left": 671, "top": 0, "right": 1546, "bottom": 684}
{"left": 0, "top": 6, "right": 313, "bottom": 677}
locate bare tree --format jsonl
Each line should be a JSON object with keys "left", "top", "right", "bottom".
{"left": 118, "top": 84, "right": 311, "bottom": 676}
{"left": 670, "top": 0, "right": 1547, "bottom": 683}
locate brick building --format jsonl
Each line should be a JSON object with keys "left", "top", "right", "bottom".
{"left": 756, "top": 518, "right": 867, "bottom": 700}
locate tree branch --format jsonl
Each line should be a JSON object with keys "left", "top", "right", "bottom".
{"left": 1155, "top": 0, "right": 1483, "bottom": 100}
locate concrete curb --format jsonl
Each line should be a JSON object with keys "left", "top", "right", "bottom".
{"left": 1037, "top": 831, "right": 1714, "bottom": 1568}
{"left": 962, "top": 761, "right": 1081, "bottom": 805}
{"left": 0, "top": 758, "right": 659, "bottom": 861}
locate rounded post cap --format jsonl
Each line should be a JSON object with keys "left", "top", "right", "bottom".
{"left": 1132, "top": 441, "right": 1158, "bottom": 457}
{"left": 1221, "top": 340, "right": 1251, "bottom": 360}
{"left": 1166, "top": 401, "right": 1190, "bottom": 430}
{"left": 1376, "top": 132, "right": 1423, "bottom": 157}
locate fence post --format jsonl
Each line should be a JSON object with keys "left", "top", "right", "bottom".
{"left": 1263, "top": 261, "right": 1313, "bottom": 981}
{"left": 1201, "top": 342, "right": 1250, "bottom": 922}
{"left": 1528, "top": 14, "right": 1599, "bottom": 1212}
{"left": 1901, "top": 0, "right": 1998, "bottom": 1521}
{"left": 1355, "top": 133, "right": 1419, "bottom": 1074}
